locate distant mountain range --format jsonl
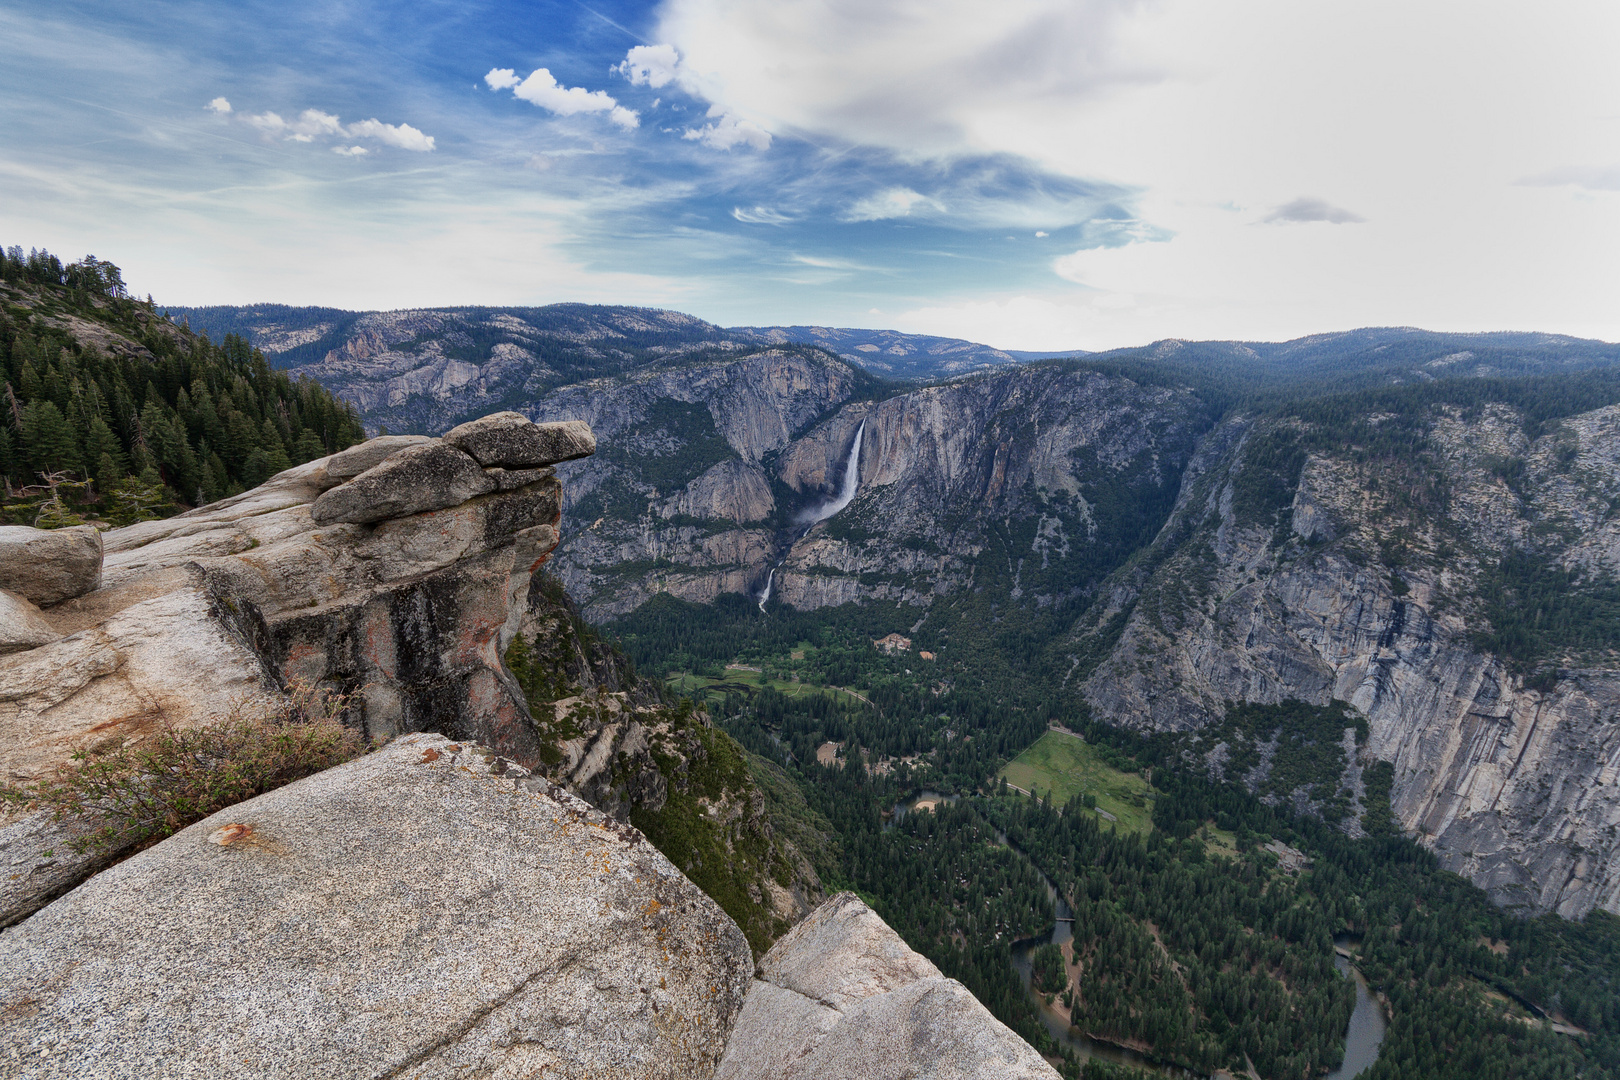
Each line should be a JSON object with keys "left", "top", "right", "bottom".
{"left": 168, "top": 302, "right": 1618, "bottom": 392}
{"left": 729, "top": 324, "right": 1040, "bottom": 379}
{"left": 166, "top": 305, "right": 1055, "bottom": 382}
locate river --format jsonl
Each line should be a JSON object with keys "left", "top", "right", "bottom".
{"left": 1008, "top": 875, "right": 1201, "bottom": 1077}
{"left": 884, "top": 792, "right": 1388, "bottom": 1078}
{"left": 1324, "top": 943, "right": 1388, "bottom": 1080}
{"left": 886, "top": 792, "right": 1191, "bottom": 1074}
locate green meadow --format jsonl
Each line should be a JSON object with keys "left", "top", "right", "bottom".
{"left": 998, "top": 729, "right": 1157, "bottom": 834}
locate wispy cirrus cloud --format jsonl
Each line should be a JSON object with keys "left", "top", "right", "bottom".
{"left": 731, "top": 205, "right": 794, "bottom": 225}
{"left": 842, "top": 187, "right": 941, "bottom": 222}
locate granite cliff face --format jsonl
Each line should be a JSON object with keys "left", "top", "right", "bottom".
{"left": 1072, "top": 402, "right": 1620, "bottom": 917}
{"left": 534, "top": 361, "right": 1202, "bottom": 623}
{"left": 531, "top": 347, "right": 862, "bottom": 618}
{"left": 763, "top": 367, "right": 1201, "bottom": 614}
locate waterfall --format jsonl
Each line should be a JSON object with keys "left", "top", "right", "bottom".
{"left": 803, "top": 421, "right": 865, "bottom": 525}
{"left": 761, "top": 421, "right": 866, "bottom": 612}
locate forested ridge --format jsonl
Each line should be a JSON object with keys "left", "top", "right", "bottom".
{"left": 0, "top": 247, "right": 364, "bottom": 525}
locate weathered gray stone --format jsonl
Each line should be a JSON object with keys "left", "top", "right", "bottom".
{"left": 5, "top": 432, "right": 565, "bottom": 790}
{"left": 309, "top": 441, "right": 494, "bottom": 525}
{"left": 0, "top": 566, "right": 284, "bottom": 785}
{"left": 0, "top": 811, "right": 116, "bottom": 930}
{"left": 484, "top": 464, "right": 556, "bottom": 491}
{"left": 444, "top": 412, "right": 596, "bottom": 468}
{"left": 321, "top": 433, "right": 434, "bottom": 484}
{"left": 717, "top": 892, "right": 1059, "bottom": 1080}
{"left": 0, "top": 589, "right": 59, "bottom": 655}
{"left": 0, "top": 734, "right": 753, "bottom": 1080}
{"left": 0, "top": 525, "right": 102, "bottom": 606}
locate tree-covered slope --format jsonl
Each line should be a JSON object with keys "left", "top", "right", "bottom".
{"left": 1, "top": 247, "right": 364, "bottom": 525}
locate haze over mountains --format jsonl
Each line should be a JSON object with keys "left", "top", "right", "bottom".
{"left": 161, "top": 298, "right": 1620, "bottom": 920}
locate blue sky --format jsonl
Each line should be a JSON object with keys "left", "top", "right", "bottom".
{"left": 4, "top": 0, "right": 1618, "bottom": 348}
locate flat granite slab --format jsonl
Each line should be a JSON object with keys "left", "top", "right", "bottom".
{"left": 0, "top": 733, "right": 752, "bottom": 1080}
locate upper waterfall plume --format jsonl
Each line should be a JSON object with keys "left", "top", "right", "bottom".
{"left": 801, "top": 421, "right": 865, "bottom": 525}
{"left": 763, "top": 421, "right": 866, "bottom": 612}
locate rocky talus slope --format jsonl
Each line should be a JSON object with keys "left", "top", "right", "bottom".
{"left": 1073, "top": 403, "right": 1620, "bottom": 917}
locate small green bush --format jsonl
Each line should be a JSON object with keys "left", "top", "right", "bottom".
{"left": 0, "top": 686, "right": 366, "bottom": 854}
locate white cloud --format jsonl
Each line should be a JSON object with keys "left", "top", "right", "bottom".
{"left": 682, "top": 109, "right": 769, "bottom": 150}
{"left": 612, "top": 43, "right": 773, "bottom": 150}
{"left": 1518, "top": 165, "right": 1620, "bottom": 193}
{"left": 1035, "top": 230, "right": 1049, "bottom": 237}
{"left": 206, "top": 97, "right": 231, "bottom": 114}
{"left": 652, "top": 0, "right": 1150, "bottom": 156}
{"left": 617, "top": 44, "right": 680, "bottom": 89}
{"left": 1262, "top": 197, "right": 1365, "bottom": 225}
{"left": 246, "top": 108, "right": 344, "bottom": 141}
{"left": 508, "top": 68, "right": 637, "bottom": 128}
{"left": 484, "top": 68, "right": 521, "bottom": 91}
{"left": 237, "top": 106, "right": 433, "bottom": 151}
{"left": 333, "top": 145, "right": 369, "bottom": 157}
{"left": 347, "top": 118, "right": 435, "bottom": 152}
{"left": 843, "top": 187, "right": 940, "bottom": 222}
{"left": 792, "top": 254, "right": 880, "bottom": 271}
{"left": 653, "top": 0, "right": 1620, "bottom": 346}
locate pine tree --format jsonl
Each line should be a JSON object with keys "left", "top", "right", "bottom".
{"left": 84, "top": 415, "right": 125, "bottom": 478}
{"left": 0, "top": 425, "right": 16, "bottom": 484}
{"left": 21, "top": 399, "right": 82, "bottom": 476}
